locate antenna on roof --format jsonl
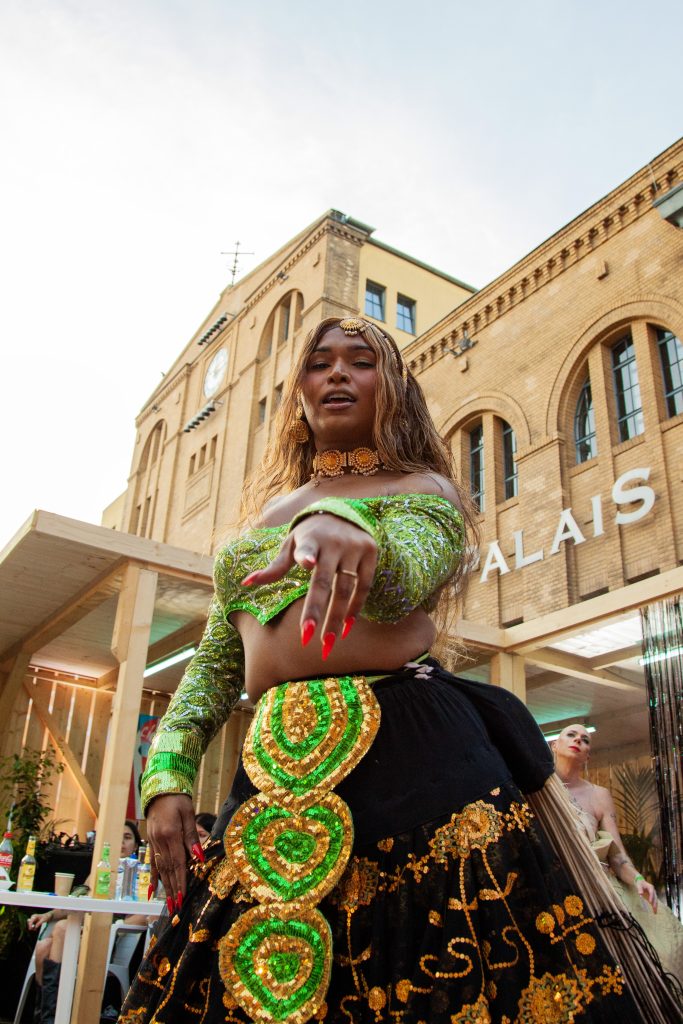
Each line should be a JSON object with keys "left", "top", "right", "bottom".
{"left": 220, "top": 241, "right": 255, "bottom": 286}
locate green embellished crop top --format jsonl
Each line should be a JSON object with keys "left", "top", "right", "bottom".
{"left": 141, "top": 492, "right": 465, "bottom": 811}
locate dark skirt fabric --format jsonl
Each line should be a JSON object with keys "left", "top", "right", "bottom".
{"left": 119, "top": 662, "right": 647, "bottom": 1023}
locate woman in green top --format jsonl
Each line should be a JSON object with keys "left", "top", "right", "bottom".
{"left": 121, "top": 318, "right": 677, "bottom": 1024}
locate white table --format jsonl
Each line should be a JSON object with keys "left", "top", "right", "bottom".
{"left": 0, "top": 890, "right": 164, "bottom": 1024}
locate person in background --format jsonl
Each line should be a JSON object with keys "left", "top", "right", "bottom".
{"left": 553, "top": 723, "right": 683, "bottom": 983}
{"left": 27, "top": 820, "right": 146, "bottom": 1023}
{"left": 194, "top": 812, "right": 216, "bottom": 845}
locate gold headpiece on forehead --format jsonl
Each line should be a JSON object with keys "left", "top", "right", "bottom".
{"left": 339, "top": 318, "right": 367, "bottom": 336}
{"left": 339, "top": 317, "right": 409, "bottom": 385}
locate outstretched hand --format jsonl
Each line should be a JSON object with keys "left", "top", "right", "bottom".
{"left": 146, "top": 793, "right": 205, "bottom": 914}
{"left": 242, "top": 514, "right": 377, "bottom": 658}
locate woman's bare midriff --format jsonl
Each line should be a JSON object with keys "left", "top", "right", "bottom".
{"left": 233, "top": 601, "right": 436, "bottom": 702}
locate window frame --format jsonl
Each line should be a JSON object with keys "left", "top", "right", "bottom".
{"left": 611, "top": 334, "right": 644, "bottom": 442}
{"left": 364, "top": 280, "right": 386, "bottom": 321}
{"left": 657, "top": 327, "right": 683, "bottom": 419}
{"left": 574, "top": 377, "right": 598, "bottom": 464}
{"left": 501, "top": 420, "right": 518, "bottom": 500}
{"left": 469, "top": 423, "right": 485, "bottom": 513}
{"left": 396, "top": 293, "right": 416, "bottom": 334}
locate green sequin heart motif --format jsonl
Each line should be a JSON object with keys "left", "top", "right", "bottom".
{"left": 269, "top": 951, "right": 300, "bottom": 984}
{"left": 243, "top": 676, "right": 380, "bottom": 810}
{"left": 219, "top": 904, "right": 332, "bottom": 1023}
{"left": 226, "top": 793, "right": 353, "bottom": 905}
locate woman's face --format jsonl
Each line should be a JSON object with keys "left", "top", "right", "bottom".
{"left": 300, "top": 327, "right": 378, "bottom": 449}
{"left": 196, "top": 823, "right": 211, "bottom": 844}
{"left": 554, "top": 724, "right": 591, "bottom": 766}
{"left": 121, "top": 826, "right": 138, "bottom": 858}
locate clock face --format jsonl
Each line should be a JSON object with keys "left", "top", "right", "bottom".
{"left": 203, "top": 349, "right": 228, "bottom": 398}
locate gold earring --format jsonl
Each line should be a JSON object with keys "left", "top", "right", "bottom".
{"left": 291, "top": 403, "right": 310, "bottom": 444}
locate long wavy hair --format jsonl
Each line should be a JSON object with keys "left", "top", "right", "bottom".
{"left": 239, "top": 317, "right": 478, "bottom": 660}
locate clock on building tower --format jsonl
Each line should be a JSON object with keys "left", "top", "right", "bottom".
{"left": 203, "top": 348, "right": 228, "bottom": 398}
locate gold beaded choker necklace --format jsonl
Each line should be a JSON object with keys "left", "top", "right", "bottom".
{"left": 312, "top": 446, "right": 384, "bottom": 483}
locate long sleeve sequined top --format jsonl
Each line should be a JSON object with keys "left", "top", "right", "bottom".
{"left": 140, "top": 493, "right": 465, "bottom": 811}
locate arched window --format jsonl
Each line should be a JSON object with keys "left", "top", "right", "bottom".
{"left": 259, "top": 291, "right": 304, "bottom": 359}
{"left": 501, "top": 420, "right": 517, "bottom": 499}
{"left": 611, "top": 334, "right": 643, "bottom": 441}
{"left": 574, "top": 379, "right": 597, "bottom": 463}
{"left": 657, "top": 328, "right": 683, "bottom": 418}
{"left": 469, "top": 424, "right": 484, "bottom": 512}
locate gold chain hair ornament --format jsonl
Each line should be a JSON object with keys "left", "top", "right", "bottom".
{"left": 339, "top": 319, "right": 408, "bottom": 384}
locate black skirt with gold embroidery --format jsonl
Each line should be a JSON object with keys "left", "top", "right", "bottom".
{"left": 119, "top": 661, "right": 652, "bottom": 1024}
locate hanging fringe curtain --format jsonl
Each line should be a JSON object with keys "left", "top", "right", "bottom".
{"left": 641, "top": 596, "right": 683, "bottom": 919}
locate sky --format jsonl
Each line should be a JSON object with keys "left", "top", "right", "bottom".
{"left": 1, "top": 0, "right": 680, "bottom": 547}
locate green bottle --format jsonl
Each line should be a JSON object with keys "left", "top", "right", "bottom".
{"left": 94, "top": 842, "right": 111, "bottom": 899}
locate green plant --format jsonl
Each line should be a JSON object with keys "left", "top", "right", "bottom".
{"left": 611, "top": 763, "right": 661, "bottom": 880}
{"left": 0, "top": 748, "right": 64, "bottom": 957}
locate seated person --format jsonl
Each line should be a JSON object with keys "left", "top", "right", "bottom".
{"left": 27, "top": 820, "right": 147, "bottom": 1023}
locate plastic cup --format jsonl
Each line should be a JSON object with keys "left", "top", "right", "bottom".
{"left": 54, "top": 872, "right": 74, "bottom": 897}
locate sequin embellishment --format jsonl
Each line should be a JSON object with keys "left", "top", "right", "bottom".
{"left": 220, "top": 676, "right": 381, "bottom": 1023}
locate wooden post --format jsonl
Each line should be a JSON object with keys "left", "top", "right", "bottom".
{"left": 71, "top": 564, "right": 157, "bottom": 1024}
{"left": 0, "top": 651, "right": 32, "bottom": 758}
{"left": 490, "top": 652, "right": 527, "bottom": 701}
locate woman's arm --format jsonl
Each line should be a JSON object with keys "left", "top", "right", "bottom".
{"left": 247, "top": 485, "right": 464, "bottom": 649}
{"left": 142, "top": 555, "right": 245, "bottom": 908}
{"left": 597, "top": 787, "right": 658, "bottom": 913}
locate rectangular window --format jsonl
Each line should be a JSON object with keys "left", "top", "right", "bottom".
{"left": 611, "top": 335, "right": 644, "bottom": 441}
{"left": 396, "top": 294, "right": 416, "bottom": 334}
{"left": 502, "top": 422, "right": 518, "bottom": 500}
{"left": 364, "top": 280, "right": 385, "bottom": 321}
{"left": 469, "top": 425, "right": 485, "bottom": 512}
{"left": 189, "top": 454, "right": 196, "bottom": 477}
{"left": 258, "top": 397, "right": 267, "bottom": 425}
{"left": 274, "top": 383, "right": 283, "bottom": 409}
{"left": 210, "top": 435, "right": 217, "bottom": 461}
{"left": 657, "top": 328, "right": 683, "bottom": 418}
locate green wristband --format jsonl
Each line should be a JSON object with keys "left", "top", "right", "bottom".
{"left": 634, "top": 873, "right": 645, "bottom": 883}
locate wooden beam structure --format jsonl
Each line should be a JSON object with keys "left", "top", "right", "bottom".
{"left": 22, "top": 679, "right": 100, "bottom": 817}
{"left": 521, "top": 647, "right": 643, "bottom": 693}
{"left": 0, "top": 563, "right": 123, "bottom": 667}
{"left": 72, "top": 564, "right": 158, "bottom": 1024}
{"left": 503, "top": 566, "right": 683, "bottom": 652}
{"left": 97, "top": 618, "right": 205, "bottom": 691}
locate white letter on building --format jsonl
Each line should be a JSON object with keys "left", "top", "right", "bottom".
{"left": 480, "top": 541, "right": 511, "bottom": 583}
{"left": 590, "top": 494, "right": 604, "bottom": 537}
{"left": 513, "top": 529, "right": 544, "bottom": 569}
{"left": 612, "top": 467, "right": 655, "bottom": 525}
{"left": 550, "top": 509, "right": 586, "bottom": 554}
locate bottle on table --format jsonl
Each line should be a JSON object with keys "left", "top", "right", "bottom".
{"left": 121, "top": 852, "right": 139, "bottom": 900}
{"left": 136, "top": 844, "right": 151, "bottom": 901}
{"left": 17, "top": 836, "right": 37, "bottom": 893}
{"left": 0, "top": 827, "right": 13, "bottom": 884}
{"left": 94, "top": 842, "right": 111, "bottom": 899}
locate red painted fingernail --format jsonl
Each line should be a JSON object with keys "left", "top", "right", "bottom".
{"left": 341, "top": 616, "right": 356, "bottom": 639}
{"left": 301, "top": 619, "right": 316, "bottom": 647}
{"left": 192, "top": 842, "right": 205, "bottom": 863}
{"left": 147, "top": 883, "right": 155, "bottom": 901}
{"left": 166, "top": 896, "right": 174, "bottom": 915}
{"left": 322, "top": 632, "right": 336, "bottom": 660}
{"left": 177, "top": 890, "right": 183, "bottom": 910}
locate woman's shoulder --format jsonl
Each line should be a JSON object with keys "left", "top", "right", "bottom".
{"left": 391, "top": 472, "right": 462, "bottom": 509}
